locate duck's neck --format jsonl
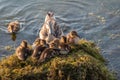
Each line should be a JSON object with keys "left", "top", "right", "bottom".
{"left": 45, "top": 15, "right": 56, "bottom": 23}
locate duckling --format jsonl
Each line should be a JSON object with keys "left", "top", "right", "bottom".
{"left": 32, "top": 38, "right": 48, "bottom": 49}
{"left": 16, "top": 40, "right": 30, "bottom": 61}
{"left": 59, "top": 36, "right": 71, "bottom": 54}
{"left": 32, "top": 38, "right": 41, "bottom": 49}
{"left": 49, "top": 38, "right": 60, "bottom": 48}
{"left": 60, "top": 36, "right": 67, "bottom": 43}
{"left": 7, "top": 21, "right": 20, "bottom": 48}
{"left": 66, "top": 31, "right": 80, "bottom": 44}
{"left": 7, "top": 20, "right": 20, "bottom": 33}
{"left": 32, "top": 39, "right": 47, "bottom": 59}
{"left": 38, "top": 42, "right": 60, "bottom": 63}
{"left": 40, "top": 39, "right": 48, "bottom": 47}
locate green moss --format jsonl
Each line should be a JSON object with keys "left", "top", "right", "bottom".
{"left": 0, "top": 39, "right": 116, "bottom": 80}
{"left": 71, "top": 39, "right": 105, "bottom": 62}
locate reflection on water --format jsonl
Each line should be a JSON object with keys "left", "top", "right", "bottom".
{"left": 0, "top": 0, "right": 120, "bottom": 79}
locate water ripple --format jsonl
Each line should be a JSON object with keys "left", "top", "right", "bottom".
{"left": 0, "top": 0, "right": 120, "bottom": 78}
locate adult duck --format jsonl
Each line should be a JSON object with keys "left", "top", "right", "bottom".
{"left": 39, "top": 11, "right": 63, "bottom": 43}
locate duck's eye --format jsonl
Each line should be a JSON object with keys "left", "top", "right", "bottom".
{"left": 47, "top": 12, "right": 54, "bottom": 17}
{"left": 47, "top": 12, "right": 51, "bottom": 16}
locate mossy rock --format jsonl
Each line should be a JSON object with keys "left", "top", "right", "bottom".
{"left": 0, "top": 39, "right": 116, "bottom": 80}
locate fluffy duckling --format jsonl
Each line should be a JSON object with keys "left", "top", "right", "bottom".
{"left": 32, "top": 38, "right": 48, "bottom": 49}
{"left": 67, "top": 31, "right": 80, "bottom": 44}
{"left": 32, "top": 38, "right": 41, "bottom": 49}
{"left": 32, "top": 39, "right": 47, "bottom": 59}
{"left": 49, "top": 38, "right": 60, "bottom": 48}
{"left": 16, "top": 40, "right": 30, "bottom": 61}
{"left": 59, "top": 36, "right": 71, "bottom": 54}
{"left": 38, "top": 42, "right": 60, "bottom": 63}
{"left": 7, "top": 20, "right": 20, "bottom": 33}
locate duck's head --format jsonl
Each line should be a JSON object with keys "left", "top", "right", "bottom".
{"left": 50, "top": 38, "right": 60, "bottom": 48}
{"left": 45, "top": 11, "right": 55, "bottom": 22}
{"left": 70, "top": 31, "right": 80, "bottom": 38}
{"left": 60, "top": 36, "right": 67, "bottom": 43}
{"left": 32, "top": 38, "right": 41, "bottom": 49}
{"left": 40, "top": 39, "right": 47, "bottom": 46}
{"left": 20, "top": 40, "right": 28, "bottom": 48}
{"left": 47, "top": 11, "right": 54, "bottom": 17}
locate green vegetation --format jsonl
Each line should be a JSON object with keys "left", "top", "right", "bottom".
{"left": 0, "top": 39, "right": 116, "bottom": 80}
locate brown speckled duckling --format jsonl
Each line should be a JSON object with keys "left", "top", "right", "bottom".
{"left": 16, "top": 40, "right": 30, "bottom": 60}
{"left": 59, "top": 36, "right": 71, "bottom": 54}
{"left": 7, "top": 20, "right": 20, "bottom": 33}
{"left": 38, "top": 42, "right": 60, "bottom": 63}
{"left": 32, "top": 39, "right": 48, "bottom": 59}
{"left": 66, "top": 31, "right": 80, "bottom": 44}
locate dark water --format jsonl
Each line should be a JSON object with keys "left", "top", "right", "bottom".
{"left": 0, "top": 0, "right": 120, "bottom": 79}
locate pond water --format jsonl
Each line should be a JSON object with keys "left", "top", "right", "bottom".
{"left": 0, "top": 0, "right": 120, "bottom": 79}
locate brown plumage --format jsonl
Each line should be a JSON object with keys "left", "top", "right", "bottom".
{"left": 32, "top": 39, "right": 48, "bottom": 59}
{"left": 16, "top": 40, "right": 30, "bottom": 60}
{"left": 38, "top": 42, "right": 60, "bottom": 63}
{"left": 59, "top": 36, "right": 71, "bottom": 54}
{"left": 60, "top": 36, "right": 67, "bottom": 43}
{"left": 32, "top": 38, "right": 41, "bottom": 49}
{"left": 7, "top": 21, "right": 20, "bottom": 33}
{"left": 32, "top": 38, "right": 48, "bottom": 49}
{"left": 32, "top": 46, "right": 46, "bottom": 59}
{"left": 67, "top": 31, "right": 80, "bottom": 44}
{"left": 49, "top": 38, "right": 60, "bottom": 48}
{"left": 39, "top": 11, "right": 63, "bottom": 43}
